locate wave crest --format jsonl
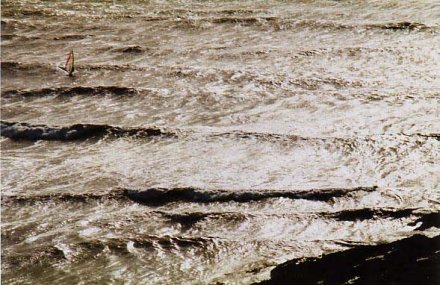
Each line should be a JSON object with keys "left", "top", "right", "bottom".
{"left": 0, "top": 121, "right": 171, "bottom": 141}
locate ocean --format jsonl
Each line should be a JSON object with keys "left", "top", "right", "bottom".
{"left": 1, "top": 0, "right": 439, "bottom": 284}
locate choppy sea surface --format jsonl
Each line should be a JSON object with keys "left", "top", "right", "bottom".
{"left": 1, "top": 0, "right": 439, "bottom": 284}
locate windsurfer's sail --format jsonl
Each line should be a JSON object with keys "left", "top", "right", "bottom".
{"left": 60, "top": 50, "right": 75, "bottom": 76}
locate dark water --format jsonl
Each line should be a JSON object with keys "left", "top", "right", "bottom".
{"left": 1, "top": 0, "right": 439, "bottom": 284}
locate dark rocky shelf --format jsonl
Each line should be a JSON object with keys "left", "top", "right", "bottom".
{"left": 256, "top": 233, "right": 440, "bottom": 285}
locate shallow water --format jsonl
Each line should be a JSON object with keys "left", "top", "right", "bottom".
{"left": 1, "top": 0, "right": 440, "bottom": 284}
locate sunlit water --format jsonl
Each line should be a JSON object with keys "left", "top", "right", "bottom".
{"left": 1, "top": 0, "right": 439, "bottom": 284}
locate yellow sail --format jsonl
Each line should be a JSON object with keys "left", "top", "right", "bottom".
{"left": 63, "top": 50, "right": 75, "bottom": 76}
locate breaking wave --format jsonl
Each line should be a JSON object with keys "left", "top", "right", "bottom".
{"left": 0, "top": 121, "right": 172, "bottom": 141}
{"left": 2, "top": 121, "right": 438, "bottom": 142}
{"left": 122, "top": 186, "right": 378, "bottom": 205}
{"left": 1, "top": 186, "right": 377, "bottom": 205}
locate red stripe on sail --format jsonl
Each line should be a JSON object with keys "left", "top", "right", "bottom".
{"left": 64, "top": 52, "right": 72, "bottom": 70}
